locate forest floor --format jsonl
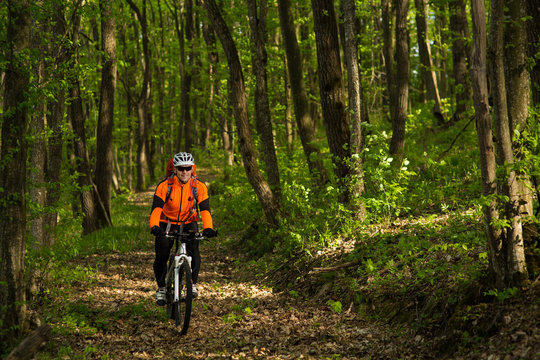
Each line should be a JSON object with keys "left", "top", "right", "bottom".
{"left": 40, "top": 189, "right": 539, "bottom": 360}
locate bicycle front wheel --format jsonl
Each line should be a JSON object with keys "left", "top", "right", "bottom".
{"left": 170, "top": 261, "right": 193, "bottom": 335}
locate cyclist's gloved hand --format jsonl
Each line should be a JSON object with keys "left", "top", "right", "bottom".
{"left": 151, "top": 225, "right": 165, "bottom": 237}
{"left": 202, "top": 228, "right": 217, "bottom": 238}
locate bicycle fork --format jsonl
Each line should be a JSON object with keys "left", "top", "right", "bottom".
{"left": 173, "top": 242, "right": 192, "bottom": 303}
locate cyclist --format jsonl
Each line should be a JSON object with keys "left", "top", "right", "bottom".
{"left": 150, "top": 152, "right": 217, "bottom": 305}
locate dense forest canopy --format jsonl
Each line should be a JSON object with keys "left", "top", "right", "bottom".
{"left": 1, "top": 0, "right": 539, "bottom": 355}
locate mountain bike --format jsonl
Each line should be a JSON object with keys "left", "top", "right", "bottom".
{"left": 163, "top": 230, "right": 203, "bottom": 335}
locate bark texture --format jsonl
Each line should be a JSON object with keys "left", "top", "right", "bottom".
{"left": 95, "top": 0, "right": 117, "bottom": 227}
{"left": 340, "top": 0, "right": 366, "bottom": 209}
{"left": 449, "top": 0, "right": 470, "bottom": 123}
{"left": 414, "top": 0, "right": 443, "bottom": 121}
{"left": 202, "top": 0, "right": 280, "bottom": 226}
{"left": 126, "top": 0, "right": 151, "bottom": 191}
{"left": 311, "top": 0, "right": 351, "bottom": 202}
{"left": 247, "top": 0, "right": 282, "bottom": 205}
{"left": 0, "top": 0, "right": 31, "bottom": 346}
{"left": 389, "top": 0, "right": 409, "bottom": 165}
{"left": 277, "top": 0, "right": 329, "bottom": 186}
{"left": 470, "top": 0, "right": 505, "bottom": 289}
{"left": 490, "top": 0, "right": 528, "bottom": 285}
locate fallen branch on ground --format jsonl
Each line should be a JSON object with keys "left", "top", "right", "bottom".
{"left": 5, "top": 324, "right": 51, "bottom": 360}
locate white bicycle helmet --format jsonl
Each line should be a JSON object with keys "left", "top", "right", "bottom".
{"left": 173, "top": 152, "right": 195, "bottom": 166}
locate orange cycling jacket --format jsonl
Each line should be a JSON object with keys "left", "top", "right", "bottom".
{"left": 150, "top": 175, "right": 213, "bottom": 229}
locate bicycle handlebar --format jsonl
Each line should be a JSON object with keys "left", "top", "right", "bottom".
{"left": 164, "top": 231, "right": 204, "bottom": 242}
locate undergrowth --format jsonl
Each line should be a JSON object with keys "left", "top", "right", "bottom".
{"left": 204, "top": 113, "right": 540, "bottom": 355}
{"left": 23, "top": 192, "right": 151, "bottom": 355}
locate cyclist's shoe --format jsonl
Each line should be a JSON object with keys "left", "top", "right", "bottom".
{"left": 156, "top": 287, "right": 166, "bottom": 306}
{"left": 192, "top": 284, "right": 198, "bottom": 298}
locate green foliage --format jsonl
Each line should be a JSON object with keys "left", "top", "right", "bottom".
{"left": 483, "top": 287, "right": 518, "bottom": 302}
{"left": 326, "top": 300, "right": 342, "bottom": 313}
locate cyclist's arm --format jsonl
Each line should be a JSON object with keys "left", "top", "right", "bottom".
{"left": 150, "top": 182, "right": 167, "bottom": 228}
{"left": 199, "top": 199, "right": 213, "bottom": 229}
{"left": 197, "top": 181, "right": 213, "bottom": 229}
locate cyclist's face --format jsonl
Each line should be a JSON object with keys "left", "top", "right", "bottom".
{"left": 175, "top": 166, "right": 192, "bottom": 183}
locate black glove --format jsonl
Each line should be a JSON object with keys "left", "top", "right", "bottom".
{"left": 151, "top": 225, "right": 165, "bottom": 237}
{"left": 202, "top": 228, "right": 217, "bottom": 238}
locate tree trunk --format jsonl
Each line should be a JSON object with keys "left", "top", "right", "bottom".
{"left": 247, "top": 0, "right": 282, "bottom": 205}
{"left": 29, "top": 14, "right": 47, "bottom": 249}
{"left": 0, "top": 0, "right": 31, "bottom": 346}
{"left": 489, "top": 0, "right": 528, "bottom": 286}
{"left": 126, "top": 0, "right": 152, "bottom": 191}
{"left": 504, "top": 0, "right": 530, "bottom": 134}
{"left": 504, "top": 0, "right": 534, "bottom": 219}
{"left": 277, "top": 0, "right": 329, "bottom": 186}
{"left": 95, "top": 0, "right": 117, "bottom": 227}
{"left": 202, "top": 19, "right": 218, "bottom": 151}
{"left": 414, "top": 0, "right": 444, "bottom": 122}
{"left": 381, "top": 0, "right": 395, "bottom": 121}
{"left": 528, "top": 0, "right": 540, "bottom": 105}
{"left": 449, "top": 0, "right": 470, "bottom": 123}
{"left": 311, "top": 0, "right": 352, "bottom": 203}
{"left": 44, "top": 3, "right": 67, "bottom": 247}
{"left": 68, "top": 11, "right": 104, "bottom": 234}
{"left": 182, "top": 0, "right": 194, "bottom": 151}
{"left": 340, "top": 0, "right": 366, "bottom": 212}
{"left": 470, "top": 0, "right": 506, "bottom": 289}
{"left": 202, "top": 0, "right": 280, "bottom": 226}
{"left": 389, "top": 0, "right": 409, "bottom": 165}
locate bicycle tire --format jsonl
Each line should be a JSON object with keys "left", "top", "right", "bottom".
{"left": 168, "top": 261, "right": 193, "bottom": 334}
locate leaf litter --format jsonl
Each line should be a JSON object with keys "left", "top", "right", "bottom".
{"left": 41, "top": 190, "right": 539, "bottom": 359}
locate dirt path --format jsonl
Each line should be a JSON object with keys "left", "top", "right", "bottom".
{"left": 54, "top": 241, "right": 416, "bottom": 359}
{"left": 46, "top": 189, "right": 425, "bottom": 359}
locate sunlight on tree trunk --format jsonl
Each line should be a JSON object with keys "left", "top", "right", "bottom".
{"left": 489, "top": 0, "right": 528, "bottom": 286}
{"left": 471, "top": 0, "right": 506, "bottom": 289}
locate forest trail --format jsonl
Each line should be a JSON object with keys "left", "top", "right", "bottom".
{"left": 50, "top": 189, "right": 412, "bottom": 359}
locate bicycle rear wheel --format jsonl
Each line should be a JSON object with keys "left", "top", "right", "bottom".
{"left": 168, "top": 261, "right": 192, "bottom": 334}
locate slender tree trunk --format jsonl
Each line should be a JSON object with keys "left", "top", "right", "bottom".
{"left": 44, "top": 3, "right": 67, "bottom": 247}
{"left": 490, "top": 0, "right": 528, "bottom": 285}
{"left": 29, "top": 13, "right": 47, "bottom": 249}
{"left": 0, "top": 0, "right": 31, "bottom": 346}
{"left": 341, "top": 0, "right": 366, "bottom": 211}
{"left": 504, "top": 0, "right": 530, "bottom": 134}
{"left": 126, "top": 0, "right": 151, "bottom": 191}
{"left": 284, "top": 57, "right": 294, "bottom": 153}
{"left": 68, "top": 10, "right": 103, "bottom": 234}
{"left": 381, "top": 0, "right": 395, "bottom": 121}
{"left": 202, "top": 0, "right": 280, "bottom": 226}
{"left": 449, "top": 0, "right": 470, "bottom": 123}
{"left": 504, "top": 0, "right": 534, "bottom": 218}
{"left": 95, "top": 0, "right": 117, "bottom": 227}
{"left": 277, "top": 0, "right": 329, "bottom": 186}
{"left": 434, "top": 6, "right": 448, "bottom": 100}
{"left": 202, "top": 19, "right": 219, "bottom": 152}
{"left": 470, "top": 0, "right": 506, "bottom": 289}
{"left": 528, "top": 0, "right": 540, "bottom": 105}
{"left": 414, "top": 0, "right": 444, "bottom": 122}
{"left": 247, "top": 0, "right": 282, "bottom": 205}
{"left": 389, "top": 0, "right": 409, "bottom": 165}
{"left": 182, "top": 0, "right": 194, "bottom": 151}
